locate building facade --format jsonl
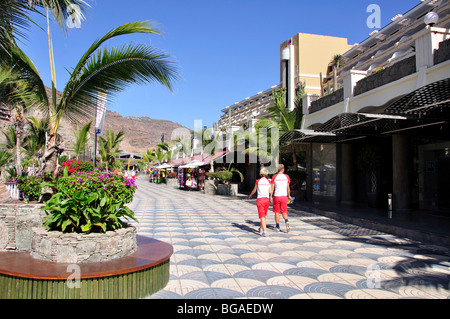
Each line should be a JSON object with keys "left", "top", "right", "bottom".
{"left": 217, "top": 85, "right": 279, "bottom": 131}
{"left": 280, "top": 33, "right": 353, "bottom": 110}
{"left": 282, "top": 0, "right": 450, "bottom": 212}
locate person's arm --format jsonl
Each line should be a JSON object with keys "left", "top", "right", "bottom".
{"left": 249, "top": 183, "right": 257, "bottom": 199}
{"left": 287, "top": 175, "right": 291, "bottom": 200}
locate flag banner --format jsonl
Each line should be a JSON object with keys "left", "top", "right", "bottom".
{"left": 96, "top": 90, "right": 107, "bottom": 136}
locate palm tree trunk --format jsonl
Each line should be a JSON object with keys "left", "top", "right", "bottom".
{"left": 13, "top": 108, "right": 24, "bottom": 176}
{"left": 41, "top": 8, "right": 61, "bottom": 174}
{"left": 333, "top": 66, "right": 338, "bottom": 92}
{"left": 291, "top": 144, "right": 298, "bottom": 171}
{"left": 15, "top": 129, "right": 22, "bottom": 176}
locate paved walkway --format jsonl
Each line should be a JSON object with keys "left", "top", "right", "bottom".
{"left": 128, "top": 178, "right": 450, "bottom": 299}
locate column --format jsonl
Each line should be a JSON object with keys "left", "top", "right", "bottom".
{"left": 340, "top": 143, "right": 356, "bottom": 204}
{"left": 392, "top": 135, "right": 411, "bottom": 211}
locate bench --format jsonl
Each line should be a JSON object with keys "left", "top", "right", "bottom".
{"left": 0, "top": 235, "right": 173, "bottom": 299}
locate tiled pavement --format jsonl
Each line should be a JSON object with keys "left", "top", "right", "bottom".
{"left": 128, "top": 178, "right": 450, "bottom": 299}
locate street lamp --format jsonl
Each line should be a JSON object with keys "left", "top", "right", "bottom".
{"left": 424, "top": 11, "right": 439, "bottom": 26}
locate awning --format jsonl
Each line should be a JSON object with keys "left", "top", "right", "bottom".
{"left": 383, "top": 78, "right": 450, "bottom": 119}
{"left": 315, "top": 112, "right": 407, "bottom": 135}
{"left": 280, "top": 129, "right": 338, "bottom": 143}
{"left": 281, "top": 78, "right": 450, "bottom": 144}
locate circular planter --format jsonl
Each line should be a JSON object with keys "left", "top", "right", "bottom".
{"left": 31, "top": 226, "right": 137, "bottom": 264}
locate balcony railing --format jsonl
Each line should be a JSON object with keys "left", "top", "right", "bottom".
{"left": 353, "top": 55, "right": 416, "bottom": 96}
{"left": 301, "top": 27, "right": 450, "bottom": 120}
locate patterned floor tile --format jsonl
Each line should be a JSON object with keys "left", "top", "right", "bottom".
{"left": 130, "top": 179, "right": 450, "bottom": 299}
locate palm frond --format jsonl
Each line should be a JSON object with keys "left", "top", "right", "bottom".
{"left": 72, "top": 120, "right": 91, "bottom": 157}
{"left": 0, "top": 0, "right": 36, "bottom": 53}
{"left": 60, "top": 40, "right": 178, "bottom": 123}
{"left": 2, "top": 42, "right": 48, "bottom": 107}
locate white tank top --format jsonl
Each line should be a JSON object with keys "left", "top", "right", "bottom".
{"left": 257, "top": 177, "right": 271, "bottom": 198}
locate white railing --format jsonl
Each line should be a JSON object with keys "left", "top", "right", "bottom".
{"left": 4, "top": 182, "right": 19, "bottom": 200}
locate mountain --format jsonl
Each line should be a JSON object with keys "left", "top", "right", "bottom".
{"left": 0, "top": 109, "right": 188, "bottom": 156}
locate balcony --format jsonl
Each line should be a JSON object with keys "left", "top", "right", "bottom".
{"left": 302, "top": 26, "right": 450, "bottom": 127}
{"left": 353, "top": 55, "right": 416, "bottom": 96}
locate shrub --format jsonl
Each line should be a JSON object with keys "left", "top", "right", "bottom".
{"left": 17, "top": 173, "right": 57, "bottom": 201}
{"left": 42, "top": 169, "right": 138, "bottom": 233}
{"left": 17, "top": 176, "right": 42, "bottom": 201}
{"left": 215, "top": 170, "right": 233, "bottom": 181}
{"left": 167, "top": 172, "right": 177, "bottom": 179}
{"left": 61, "top": 159, "right": 94, "bottom": 175}
{"left": 205, "top": 172, "right": 216, "bottom": 179}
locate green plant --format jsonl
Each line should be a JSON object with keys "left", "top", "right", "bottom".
{"left": 215, "top": 170, "right": 233, "bottom": 182}
{"left": 61, "top": 159, "right": 94, "bottom": 174}
{"left": 205, "top": 172, "right": 216, "bottom": 179}
{"left": 42, "top": 169, "right": 137, "bottom": 233}
{"left": 16, "top": 172, "right": 57, "bottom": 201}
{"left": 17, "top": 176, "right": 42, "bottom": 201}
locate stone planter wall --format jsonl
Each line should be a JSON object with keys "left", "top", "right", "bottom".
{"left": 204, "top": 179, "right": 218, "bottom": 195}
{"left": 217, "top": 183, "right": 238, "bottom": 196}
{"left": 166, "top": 178, "right": 179, "bottom": 188}
{"left": 310, "top": 88, "right": 344, "bottom": 114}
{"left": 0, "top": 204, "right": 45, "bottom": 252}
{"left": 31, "top": 226, "right": 137, "bottom": 264}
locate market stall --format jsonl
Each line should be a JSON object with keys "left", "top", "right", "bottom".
{"left": 178, "top": 161, "right": 208, "bottom": 191}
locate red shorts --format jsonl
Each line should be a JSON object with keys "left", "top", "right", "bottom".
{"left": 273, "top": 196, "right": 288, "bottom": 214}
{"left": 256, "top": 198, "right": 270, "bottom": 218}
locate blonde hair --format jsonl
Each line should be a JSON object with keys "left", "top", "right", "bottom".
{"left": 260, "top": 168, "right": 269, "bottom": 177}
{"left": 277, "top": 164, "right": 285, "bottom": 173}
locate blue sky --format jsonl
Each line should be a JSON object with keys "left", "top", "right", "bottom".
{"left": 20, "top": 0, "right": 419, "bottom": 130}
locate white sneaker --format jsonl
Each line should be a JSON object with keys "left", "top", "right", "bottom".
{"left": 262, "top": 231, "right": 268, "bottom": 237}
{"left": 286, "top": 222, "right": 291, "bottom": 233}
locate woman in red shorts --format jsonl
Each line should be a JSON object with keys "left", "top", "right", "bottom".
{"left": 248, "top": 168, "right": 272, "bottom": 237}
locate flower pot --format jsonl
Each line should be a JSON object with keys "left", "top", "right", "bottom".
{"left": 217, "top": 183, "right": 238, "bottom": 196}
{"left": 0, "top": 203, "right": 45, "bottom": 252}
{"left": 204, "top": 180, "right": 218, "bottom": 195}
{"left": 166, "top": 178, "right": 179, "bottom": 188}
{"left": 31, "top": 226, "right": 137, "bottom": 263}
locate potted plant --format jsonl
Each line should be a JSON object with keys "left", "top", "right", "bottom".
{"left": 31, "top": 167, "right": 139, "bottom": 263}
{"left": 166, "top": 171, "right": 179, "bottom": 188}
{"left": 215, "top": 170, "right": 233, "bottom": 184}
{"left": 205, "top": 172, "right": 216, "bottom": 180}
{"left": 215, "top": 168, "right": 243, "bottom": 196}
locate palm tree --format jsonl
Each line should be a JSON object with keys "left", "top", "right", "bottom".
{"left": 0, "top": 0, "right": 38, "bottom": 55}
{"left": 330, "top": 54, "right": 345, "bottom": 92}
{"left": 253, "top": 87, "right": 303, "bottom": 171}
{"left": 237, "top": 126, "right": 279, "bottom": 170}
{"left": 72, "top": 120, "right": 91, "bottom": 159}
{"left": 1, "top": 1, "right": 179, "bottom": 174}
{"left": 201, "top": 128, "right": 222, "bottom": 172}
{"left": 0, "top": 150, "right": 12, "bottom": 170}
{"left": 23, "top": 116, "right": 52, "bottom": 170}
{"left": 98, "top": 130, "right": 124, "bottom": 172}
